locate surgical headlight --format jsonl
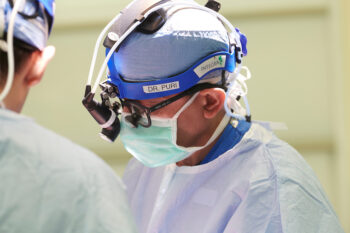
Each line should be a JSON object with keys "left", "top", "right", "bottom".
{"left": 83, "top": 0, "right": 250, "bottom": 142}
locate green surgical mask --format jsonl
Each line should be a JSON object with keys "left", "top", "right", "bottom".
{"left": 120, "top": 93, "right": 230, "bottom": 167}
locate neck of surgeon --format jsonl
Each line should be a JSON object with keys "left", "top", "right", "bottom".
{"left": 0, "top": 46, "right": 55, "bottom": 113}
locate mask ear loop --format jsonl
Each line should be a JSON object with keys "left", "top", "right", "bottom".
{"left": 0, "top": 0, "right": 25, "bottom": 102}
{"left": 0, "top": 100, "right": 5, "bottom": 108}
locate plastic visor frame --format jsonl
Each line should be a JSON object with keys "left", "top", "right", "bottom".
{"left": 106, "top": 50, "right": 236, "bottom": 100}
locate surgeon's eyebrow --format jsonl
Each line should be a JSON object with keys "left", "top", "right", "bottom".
{"left": 141, "top": 97, "right": 168, "bottom": 105}
{"left": 148, "top": 99, "right": 164, "bottom": 104}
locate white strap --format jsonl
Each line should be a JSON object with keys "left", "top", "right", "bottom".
{"left": 0, "top": 101, "right": 5, "bottom": 108}
{"left": 99, "top": 109, "right": 117, "bottom": 128}
{"left": 224, "top": 66, "right": 251, "bottom": 120}
{"left": 0, "top": 0, "right": 25, "bottom": 103}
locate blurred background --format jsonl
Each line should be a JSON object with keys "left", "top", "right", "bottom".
{"left": 22, "top": 0, "right": 350, "bottom": 231}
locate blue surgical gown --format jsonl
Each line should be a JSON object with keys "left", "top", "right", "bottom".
{"left": 0, "top": 108, "right": 137, "bottom": 233}
{"left": 123, "top": 119, "right": 344, "bottom": 233}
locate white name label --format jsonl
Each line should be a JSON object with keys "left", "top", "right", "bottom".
{"left": 143, "top": 81, "right": 180, "bottom": 94}
{"left": 194, "top": 55, "right": 226, "bottom": 78}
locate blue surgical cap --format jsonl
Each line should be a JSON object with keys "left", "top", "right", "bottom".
{"left": 0, "top": 0, "right": 55, "bottom": 51}
{"left": 114, "top": 7, "right": 230, "bottom": 82}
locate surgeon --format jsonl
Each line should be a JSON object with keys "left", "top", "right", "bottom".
{"left": 0, "top": 0, "right": 137, "bottom": 232}
{"left": 83, "top": 0, "right": 345, "bottom": 232}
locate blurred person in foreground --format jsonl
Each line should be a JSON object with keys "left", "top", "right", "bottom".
{"left": 83, "top": 0, "right": 345, "bottom": 232}
{"left": 0, "top": 0, "right": 136, "bottom": 232}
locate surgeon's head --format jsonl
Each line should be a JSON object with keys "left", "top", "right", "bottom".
{"left": 119, "top": 7, "right": 231, "bottom": 140}
{"left": 0, "top": 0, "right": 55, "bottom": 112}
{"left": 86, "top": 0, "right": 249, "bottom": 167}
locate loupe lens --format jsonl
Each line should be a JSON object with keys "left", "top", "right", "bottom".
{"left": 123, "top": 101, "right": 151, "bottom": 127}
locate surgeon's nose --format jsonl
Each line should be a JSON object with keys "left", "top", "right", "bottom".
{"left": 122, "top": 105, "right": 131, "bottom": 113}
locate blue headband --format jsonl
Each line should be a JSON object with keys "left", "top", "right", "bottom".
{"left": 107, "top": 50, "right": 236, "bottom": 100}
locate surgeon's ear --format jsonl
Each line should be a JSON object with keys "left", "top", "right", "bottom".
{"left": 26, "top": 45, "right": 55, "bottom": 87}
{"left": 198, "top": 88, "right": 226, "bottom": 119}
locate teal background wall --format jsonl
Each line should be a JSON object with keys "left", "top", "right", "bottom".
{"left": 22, "top": 0, "right": 350, "bottom": 231}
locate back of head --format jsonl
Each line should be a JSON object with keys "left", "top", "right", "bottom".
{"left": 0, "top": 0, "right": 55, "bottom": 89}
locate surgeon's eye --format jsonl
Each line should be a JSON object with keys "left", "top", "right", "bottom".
{"left": 122, "top": 100, "right": 151, "bottom": 127}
